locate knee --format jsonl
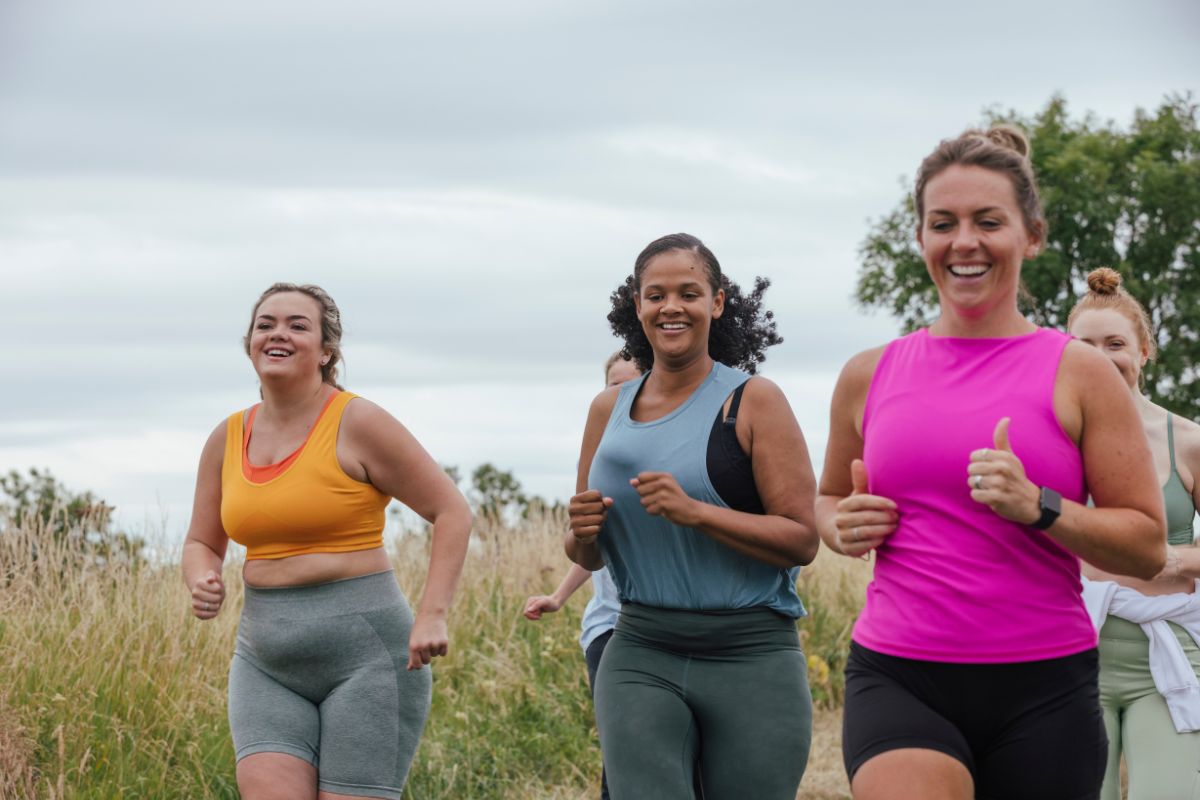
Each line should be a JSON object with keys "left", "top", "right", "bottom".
{"left": 237, "top": 754, "right": 317, "bottom": 800}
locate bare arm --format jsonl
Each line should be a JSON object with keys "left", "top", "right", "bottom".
{"left": 815, "top": 347, "right": 897, "bottom": 558}
{"left": 968, "top": 342, "right": 1166, "bottom": 579}
{"left": 523, "top": 563, "right": 593, "bottom": 620}
{"left": 633, "top": 378, "right": 819, "bottom": 568}
{"left": 564, "top": 387, "right": 620, "bottom": 571}
{"left": 181, "top": 422, "right": 230, "bottom": 620}
{"left": 343, "top": 399, "right": 473, "bottom": 667}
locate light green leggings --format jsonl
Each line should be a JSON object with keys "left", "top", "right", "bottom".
{"left": 1099, "top": 615, "right": 1200, "bottom": 800}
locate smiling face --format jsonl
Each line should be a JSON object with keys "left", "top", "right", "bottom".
{"left": 917, "top": 164, "right": 1041, "bottom": 323}
{"left": 1069, "top": 307, "right": 1148, "bottom": 391}
{"left": 633, "top": 248, "right": 724, "bottom": 366}
{"left": 247, "top": 291, "right": 329, "bottom": 384}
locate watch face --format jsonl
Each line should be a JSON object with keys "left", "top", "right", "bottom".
{"left": 1042, "top": 487, "right": 1062, "bottom": 514}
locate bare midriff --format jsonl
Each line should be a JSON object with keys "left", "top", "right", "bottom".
{"left": 242, "top": 546, "right": 392, "bottom": 588}
{"left": 1083, "top": 550, "right": 1195, "bottom": 597}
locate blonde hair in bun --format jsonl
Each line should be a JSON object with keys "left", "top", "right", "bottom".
{"left": 1068, "top": 267, "right": 1157, "bottom": 361}
{"left": 1085, "top": 266, "right": 1123, "bottom": 295}
{"left": 914, "top": 124, "right": 1044, "bottom": 244}
{"left": 974, "top": 124, "right": 1031, "bottom": 159}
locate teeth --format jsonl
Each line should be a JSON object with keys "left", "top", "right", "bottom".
{"left": 267, "top": 350, "right": 290, "bottom": 356}
{"left": 949, "top": 264, "right": 989, "bottom": 276}
{"left": 660, "top": 323, "right": 687, "bottom": 330}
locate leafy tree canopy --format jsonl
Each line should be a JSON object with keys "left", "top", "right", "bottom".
{"left": 0, "top": 467, "right": 144, "bottom": 565}
{"left": 470, "top": 463, "right": 529, "bottom": 522}
{"left": 857, "top": 93, "right": 1200, "bottom": 415}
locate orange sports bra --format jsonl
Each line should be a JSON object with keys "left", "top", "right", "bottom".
{"left": 220, "top": 391, "right": 390, "bottom": 560}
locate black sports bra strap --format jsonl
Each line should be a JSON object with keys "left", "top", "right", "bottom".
{"left": 725, "top": 380, "right": 749, "bottom": 424}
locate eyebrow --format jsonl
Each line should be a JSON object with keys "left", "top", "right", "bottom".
{"left": 256, "top": 314, "right": 313, "bottom": 322}
{"left": 642, "top": 281, "right": 707, "bottom": 291}
{"left": 928, "top": 206, "right": 1006, "bottom": 216}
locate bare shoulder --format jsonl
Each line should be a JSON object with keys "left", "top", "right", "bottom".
{"left": 739, "top": 375, "right": 790, "bottom": 412}
{"left": 835, "top": 345, "right": 888, "bottom": 398}
{"left": 1059, "top": 339, "right": 1121, "bottom": 384}
{"left": 587, "top": 384, "right": 622, "bottom": 421}
{"left": 341, "top": 394, "right": 403, "bottom": 433}
{"left": 200, "top": 419, "right": 228, "bottom": 460}
{"left": 205, "top": 418, "right": 227, "bottom": 445}
{"left": 1171, "top": 410, "right": 1200, "bottom": 436}
{"left": 1171, "top": 410, "right": 1200, "bottom": 465}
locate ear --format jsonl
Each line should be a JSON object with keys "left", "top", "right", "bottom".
{"left": 1024, "top": 221, "right": 1045, "bottom": 259}
{"left": 633, "top": 291, "right": 642, "bottom": 316}
{"left": 711, "top": 287, "right": 725, "bottom": 320}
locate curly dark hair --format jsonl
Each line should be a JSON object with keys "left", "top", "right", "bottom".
{"left": 607, "top": 233, "right": 782, "bottom": 374}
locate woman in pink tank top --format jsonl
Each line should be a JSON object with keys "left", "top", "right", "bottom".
{"left": 816, "top": 127, "right": 1167, "bottom": 800}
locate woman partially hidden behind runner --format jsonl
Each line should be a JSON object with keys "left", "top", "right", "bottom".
{"left": 523, "top": 351, "right": 641, "bottom": 800}
{"left": 1069, "top": 267, "right": 1200, "bottom": 800}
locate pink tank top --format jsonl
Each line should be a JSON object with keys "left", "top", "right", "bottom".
{"left": 855, "top": 328, "right": 1094, "bottom": 663}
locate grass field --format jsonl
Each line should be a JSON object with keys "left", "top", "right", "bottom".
{"left": 0, "top": 508, "right": 870, "bottom": 799}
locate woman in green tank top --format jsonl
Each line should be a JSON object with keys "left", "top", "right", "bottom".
{"left": 1069, "top": 267, "right": 1200, "bottom": 800}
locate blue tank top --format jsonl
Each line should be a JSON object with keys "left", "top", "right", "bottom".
{"left": 588, "top": 361, "right": 806, "bottom": 618}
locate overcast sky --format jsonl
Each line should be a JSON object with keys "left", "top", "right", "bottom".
{"left": 1, "top": 0, "right": 1196, "bottom": 550}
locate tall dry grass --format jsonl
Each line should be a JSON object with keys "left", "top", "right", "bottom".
{"left": 0, "top": 507, "right": 870, "bottom": 799}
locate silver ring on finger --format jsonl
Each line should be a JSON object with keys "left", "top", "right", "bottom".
{"left": 204, "top": 601, "right": 212, "bottom": 611}
{"left": 853, "top": 527, "right": 861, "bottom": 542}
{"left": 974, "top": 475, "right": 984, "bottom": 490}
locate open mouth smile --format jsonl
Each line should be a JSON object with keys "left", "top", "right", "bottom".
{"left": 948, "top": 263, "right": 990, "bottom": 278}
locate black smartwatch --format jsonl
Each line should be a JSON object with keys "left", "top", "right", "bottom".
{"left": 1030, "top": 487, "right": 1062, "bottom": 530}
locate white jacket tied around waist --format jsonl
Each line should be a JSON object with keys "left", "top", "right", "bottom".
{"left": 1081, "top": 577, "right": 1200, "bottom": 732}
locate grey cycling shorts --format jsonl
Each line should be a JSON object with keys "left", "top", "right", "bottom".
{"left": 228, "top": 570, "right": 432, "bottom": 799}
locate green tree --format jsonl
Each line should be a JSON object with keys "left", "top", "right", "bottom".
{"left": 0, "top": 467, "right": 144, "bottom": 565}
{"left": 857, "top": 94, "right": 1200, "bottom": 415}
{"left": 470, "top": 463, "right": 529, "bottom": 523}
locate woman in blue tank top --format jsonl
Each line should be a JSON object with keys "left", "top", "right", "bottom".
{"left": 565, "top": 233, "right": 820, "bottom": 800}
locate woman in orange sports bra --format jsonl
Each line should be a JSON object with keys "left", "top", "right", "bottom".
{"left": 182, "top": 282, "right": 472, "bottom": 800}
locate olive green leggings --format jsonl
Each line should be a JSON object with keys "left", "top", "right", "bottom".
{"left": 1099, "top": 615, "right": 1200, "bottom": 800}
{"left": 593, "top": 603, "right": 812, "bottom": 800}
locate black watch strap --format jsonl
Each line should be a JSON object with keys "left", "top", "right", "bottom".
{"left": 1031, "top": 486, "right": 1062, "bottom": 530}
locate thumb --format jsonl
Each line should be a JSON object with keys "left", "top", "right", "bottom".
{"left": 850, "top": 459, "right": 869, "bottom": 495}
{"left": 993, "top": 417, "right": 1012, "bottom": 453}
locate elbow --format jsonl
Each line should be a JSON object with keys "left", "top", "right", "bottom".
{"left": 561, "top": 532, "right": 600, "bottom": 568}
{"left": 1133, "top": 512, "right": 1169, "bottom": 580}
{"left": 1117, "top": 518, "right": 1168, "bottom": 580}
{"left": 770, "top": 532, "right": 819, "bottom": 570}
{"left": 1133, "top": 541, "right": 1167, "bottom": 581}
{"left": 792, "top": 531, "right": 820, "bottom": 568}
{"left": 439, "top": 503, "right": 474, "bottom": 534}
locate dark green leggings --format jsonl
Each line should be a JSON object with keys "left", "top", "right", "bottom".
{"left": 594, "top": 603, "right": 812, "bottom": 800}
